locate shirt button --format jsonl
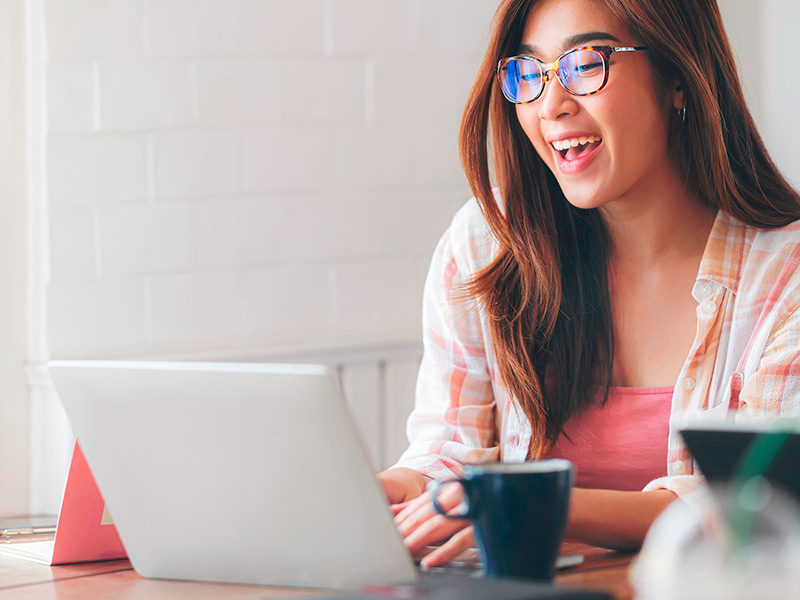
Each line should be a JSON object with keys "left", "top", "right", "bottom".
{"left": 702, "top": 300, "right": 717, "bottom": 315}
{"left": 683, "top": 378, "right": 696, "bottom": 391}
{"left": 674, "top": 461, "right": 686, "bottom": 474}
{"left": 695, "top": 282, "right": 714, "bottom": 299}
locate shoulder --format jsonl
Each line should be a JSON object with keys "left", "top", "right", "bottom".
{"left": 742, "top": 215, "right": 800, "bottom": 253}
{"left": 721, "top": 213, "right": 800, "bottom": 311}
{"left": 736, "top": 214, "right": 800, "bottom": 276}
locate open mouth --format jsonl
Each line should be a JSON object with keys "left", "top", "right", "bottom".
{"left": 552, "top": 136, "right": 603, "bottom": 161}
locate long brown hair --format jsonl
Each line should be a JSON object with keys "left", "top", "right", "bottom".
{"left": 459, "top": 0, "right": 800, "bottom": 459}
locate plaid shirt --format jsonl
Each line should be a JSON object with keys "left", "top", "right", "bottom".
{"left": 394, "top": 199, "right": 800, "bottom": 499}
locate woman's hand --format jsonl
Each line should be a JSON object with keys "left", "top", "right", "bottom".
{"left": 392, "top": 480, "right": 475, "bottom": 568}
{"left": 376, "top": 467, "right": 429, "bottom": 505}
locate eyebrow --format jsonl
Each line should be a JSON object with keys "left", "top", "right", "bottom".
{"left": 517, "top": 31, "right": 622, "bottom": 56}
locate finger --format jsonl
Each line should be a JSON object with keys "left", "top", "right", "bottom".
{"left": 403, "top": 513, "right": 470, "bottom": 555}
{"left": 420, "top": 527, "right": 475, "bottom": 568}
{"left": 389, "top": 500, "right": 412, "bottom": 516}
{"left": 394, "top": 491, "right": 434, "bottom": 529}
{"left": 395, "top": 482, "right": 464, "bottom": 531}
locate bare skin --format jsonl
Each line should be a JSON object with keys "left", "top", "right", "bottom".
{"left": 377, "top": 0, "right": 717, "bottom": 567}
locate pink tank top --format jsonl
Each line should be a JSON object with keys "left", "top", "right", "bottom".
{"left": 546, "top": 387, "right": 673, "bottom": 492}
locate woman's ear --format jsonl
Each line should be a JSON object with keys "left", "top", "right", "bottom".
{"left": 672, "top": 81, "right": 685, "bottom": 111}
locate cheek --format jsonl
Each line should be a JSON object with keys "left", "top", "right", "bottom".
{"left": 515, "top": 105, "right": 551, "bottom": 160}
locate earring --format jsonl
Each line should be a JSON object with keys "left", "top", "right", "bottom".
{"left": 677, "top": 106, "right": 686, "bottom": 123}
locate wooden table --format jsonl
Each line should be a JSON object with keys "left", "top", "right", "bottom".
{"left": 0, "top": 543, "right": 635, "bottom": 599}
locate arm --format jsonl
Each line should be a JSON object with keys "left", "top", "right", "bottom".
{"left": 566, "top": 488, "right": 678, "bottom": 550}
{"left": 383, "top": 213, "right": 500, "bottom": 489}
{"left": 397, "top": 486, "right": 679, "bottom": 567}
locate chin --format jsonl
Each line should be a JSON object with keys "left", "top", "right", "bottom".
{"left": 559, "top": 185, "right": 610, "bottom": 211}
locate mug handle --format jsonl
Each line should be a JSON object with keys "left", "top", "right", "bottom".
{"left": 430, "top": 479, "right": 476, "bottom": 519}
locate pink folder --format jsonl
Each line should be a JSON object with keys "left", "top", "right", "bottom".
{"left": 0, "top": 441, "right": 127, "bottom": 565}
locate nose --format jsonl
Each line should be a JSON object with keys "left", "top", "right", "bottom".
{"left": 537, "top": 70, "right": 578, "bottom": 121}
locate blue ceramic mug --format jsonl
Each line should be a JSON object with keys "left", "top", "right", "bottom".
{"left": 431, "top": 459, "right": 574, "bottom": 581}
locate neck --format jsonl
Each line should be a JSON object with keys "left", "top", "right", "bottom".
{"left": 601, "top": 167, "right": 716, "bottom": 269}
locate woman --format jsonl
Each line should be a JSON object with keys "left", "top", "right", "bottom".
{"left": 377, "top": 0, "right": 800, "bottom": 568}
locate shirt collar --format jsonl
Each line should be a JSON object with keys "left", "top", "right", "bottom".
{"left": 695, "top": 211, "right": 748, "bottom": 296}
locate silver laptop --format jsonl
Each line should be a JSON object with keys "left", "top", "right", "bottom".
{"left": 48, "top": 360, "right": 417, "bottom": 589}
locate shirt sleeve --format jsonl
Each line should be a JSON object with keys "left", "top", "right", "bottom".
{"left": 391, "top": 224, "right": 501, "bottom": 480}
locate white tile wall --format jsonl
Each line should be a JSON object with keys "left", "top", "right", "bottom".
{"left": 239, "top": 0, "right": 326, "bottom": 57}
{"left": 328, "top": 0, "right": 419, "bottom": 56}
{"left": 245, "top": 127, "right": 336, "bottom": 192}
{"left": 145, "top": 0, "right": 241, "bottom": 59}
{"left": 47, "top": 63, "right": 96, "bottom": 134}
{"left": 48, "top": 136, "right": 148, "bottom": 209}
{"left": 43, "top": 0, "right": 499, "bottom": 360}
{"left": 98, "top": 62, "right": 195, "bottom": 130}
{"left": 46, "top": 0, "right": 144, "bottom": 60}
{"left": 196, "top": 60, "right": 283, "bottom": 125}
{"left": 150, "top": 270, "right": 245, "bottom": 346}
{"left": 47, "top": 279, "right": 148, "bottom": 357}
{"left": 49, "top": 212, "right": 97, "bottom": 281}
{"left": 153, "top": 130, "right": 243, "bottom": 198}
{"left": 332, "top": 257, "right": 430, "bottom": 340}
{"left": 96, "top": 202, "right": 195, "bottom": 276}
{"left": 242, "top": 264, "right": 333, "bottom": 346}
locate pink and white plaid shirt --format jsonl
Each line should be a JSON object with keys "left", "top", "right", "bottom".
{"left": 394, "top": 199, "right": 800, "bottom": 499}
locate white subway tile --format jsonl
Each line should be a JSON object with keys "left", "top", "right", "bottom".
{"left": 372, "top": 59, "right": 474, "bottom": 124}
{"left": 239, "top": 0, "right": 325, "bottom": 56}
{"left": 245, "top": 127, "right": 336, "bottom": 193}
{"left": 47, "top": 278, "right": 148, "bottom": 357}
{"left": 150, "top": 270, "right": 245, "bottom": 346}
{"left": 415, "top": 126, "right": 467, "bottom": 187}
{"left": 153, "top": 131, "right": 243, "bottom": 199}
{"left": 194, "top": 198, "right": 285, "bottom": 267}
{"left": 332, "top": 257, "right": 427, "bottom": 339}
{"left": 279, "top": 197, "right": 377, "bottom": 260}
{"left": 49, "top": 212, "right": 97, "bottom": 281}
{"left": 98, "top": 62, "right": 195, "bottom": 130}
{"left": 345, "top": 190, "right": 465, "bottom": 258}
{"left": 97, "top": 203, "right": 194, "bottom": 276}
{"left": 145, "top": 0, "right": 241, "bottom": 58}
{"left": 280, "top": 60, "right": 367, "bottom": 123}
{"left": 46, "top": 0, "right": 144, "bottom": 60}
{"left": 277, "top": 191, "right": 460, "bottom": 262}
{"left": 47, "top": 63, "right": 96, "bottom": 134}
{"left": 243, "top": 264, "right": 332, "bottom": 343}
{"left": 48, "top": 136, "right": 148, "bottom": 208}
{"left": 196, "top": 60, "right": 283, "bottom": 126}
{"left": 334, "top": 125, "right": 416, "bottom": 188}
{"left": 416, "top": 0, "right": 496, "bottom": 58}
{"left": 329, "top": 0, "right": 419, "bottom": 56}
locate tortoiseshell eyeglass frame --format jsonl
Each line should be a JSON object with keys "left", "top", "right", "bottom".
{"left": 496, "top": 45, "right": 649, "bottom": 104}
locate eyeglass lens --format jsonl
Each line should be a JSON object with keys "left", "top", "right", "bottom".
{"left": 500, "top": 48, "right": 606, "bottom": 103}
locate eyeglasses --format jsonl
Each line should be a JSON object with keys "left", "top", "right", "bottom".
{"left": 497, "top": 45, "right": 649, "bottom": 104}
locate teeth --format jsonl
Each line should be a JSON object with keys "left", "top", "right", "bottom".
{"left": 551, "top": 135, "right": 601, "bottom": 151}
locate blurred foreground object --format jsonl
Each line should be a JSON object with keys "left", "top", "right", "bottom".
{"left": 632, "top": 477, "right": 800, "bottom": 598}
